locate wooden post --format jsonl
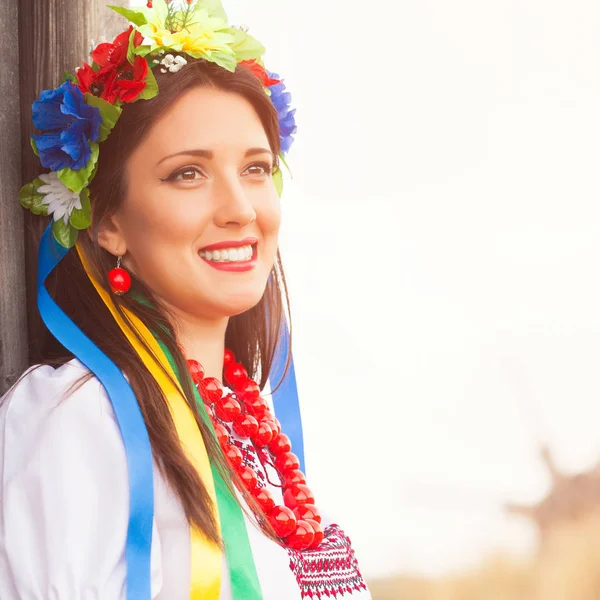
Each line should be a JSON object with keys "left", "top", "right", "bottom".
{"left": 14, "top": 0, "right": 126, "bottom": 372}
{"left": 0, "top": 0, "right": 26, "bottom": 394}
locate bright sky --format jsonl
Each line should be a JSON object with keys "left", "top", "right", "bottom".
{"left": 127, "top": 0, "right": 600, "bottom": 579}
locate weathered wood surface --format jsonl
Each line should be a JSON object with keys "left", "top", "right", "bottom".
{"left": 0, "top": 0, "right": 126, "bottom": 394}
{"left": 0, "top": 0, "right": 26, "bottom": 393}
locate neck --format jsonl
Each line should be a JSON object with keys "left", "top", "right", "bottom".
{"left": 168, "top": 309, "right": 229, "bottom": 381}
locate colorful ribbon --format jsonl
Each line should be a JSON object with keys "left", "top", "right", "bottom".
{"left": 158, "top": 341, "right": 263, "bottom": 600}
{"left": 269, "top": 319, "right": 305, "bottom": 474}
{"left": 76, "top": 243, "right": 224, "bottom": 600}
{"left": 37, "top": 226, "right": 154, "bottom": 600}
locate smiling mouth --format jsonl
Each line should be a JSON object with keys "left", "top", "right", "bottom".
{"left": 199, "top": 244, "right": 256, "bottom": 264}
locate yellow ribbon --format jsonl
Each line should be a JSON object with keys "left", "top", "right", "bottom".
{"left": 76, "top": 243, "right": 222, "bottom": 600}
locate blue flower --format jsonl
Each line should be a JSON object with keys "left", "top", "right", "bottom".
{"left": 32, "top": 81, "right": 102, "bottom": 172}
{"left": 266, "top": 71, "right": 297, "bottom": 155}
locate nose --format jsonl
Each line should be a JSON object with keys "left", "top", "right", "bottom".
{"left": 213, "top": 170, "right": 257, "bottom": 228}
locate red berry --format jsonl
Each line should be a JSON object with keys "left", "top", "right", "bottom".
{"left": 252, "top": 486, "right": 276, "bottom": 513}
{"left": 269, "top": 505, "right": 297, "bottom": 538}
{"left": 268, "top": 433, "right": 291, "bottom": 456}
{"left": 214, "top": 395, "right": 242, "bottom": 422}
{"left": 283, "top": 484, "right": 315, "bottom": 509}
{"left": 186, "top": 359, "right": 205, "bottom": 384}
{"left": 224, "top": 348, "right": 235, "bottom": 365}
{"left": 274, "top": 452, "right": 300, "bottom": 475}
{"left": 293, "top": 503, "right": 321, "bottom": 524}
{"left": 108, "top": 267, "right": 131, "bottom": 295}
{"left": 238, "top": 465, "right": 258, "bottom": 491}
{"left": 233, "top": 414, "right": 259, "bottom": 438}
{"left": 305, "top": 519, "right": 324, "bottom": 548}
{"left": 213, "top": 423, "right": 229, "bottom": 446}
{"left": 286, "top": 520, "right": 314, "bottom": 550}
{"left": 240, "top": 380, "right": 261, "bottom": 401}
{"left": 252, "top": 422, "right": 273, "bottom": 447}
{"left": 246, "top": 395, "right": 269, "bottom": 420}
{"left": 285, "top": 469, "right": 307, "bottom": 488}
{"left": 146, "top": 0, "right": 152, "bottom": 7}
{"left": 223, "top": 444, "right": 243, "bottom": 470}
{"left": 224, "top": 362, "right": 248, "bottom": 388}
{"left": 199, "top": 377, "right": 223, "bottom": 404}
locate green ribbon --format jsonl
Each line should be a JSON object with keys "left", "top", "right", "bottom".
{"left": 158, "top": 340, "right": 263, "bottom": 600}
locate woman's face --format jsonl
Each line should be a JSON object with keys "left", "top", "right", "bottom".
{"left": 100, "top": 86, "right": 281, "bottom": 320}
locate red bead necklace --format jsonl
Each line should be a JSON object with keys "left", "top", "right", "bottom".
{"left": 185, "top": 348, "right": 324, "bottom": 551}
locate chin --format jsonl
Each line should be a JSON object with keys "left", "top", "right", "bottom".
{"left": 214, "top": 288, "right": 267, "bottom": 318}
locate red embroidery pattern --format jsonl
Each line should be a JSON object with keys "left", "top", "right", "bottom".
{"left": 287, "top": 525, "right": 368, "bottom": 598}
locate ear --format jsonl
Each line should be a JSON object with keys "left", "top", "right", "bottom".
{"left": 95, "top": 213, "right": 127, "bottom": 257}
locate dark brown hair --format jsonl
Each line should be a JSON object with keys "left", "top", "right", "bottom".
{"left": 39, "top": 59, "right": 291, "bottom": 543}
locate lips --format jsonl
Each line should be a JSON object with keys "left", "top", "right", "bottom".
{"left": 198, "top": 237, "right": 258, "bottom": 272}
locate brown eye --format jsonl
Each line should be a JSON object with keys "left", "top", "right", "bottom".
{"left": 243, "top": 162, "right": 272, "bottom": 176}
{"left": 163, "top": 166, "right": 205, "bottom": 183}
{"left": 177, "top": 168, "right": 200, "bottom": 181}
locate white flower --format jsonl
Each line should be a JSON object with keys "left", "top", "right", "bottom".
{"left": 37, "top": 172, "right": 82, "bottom": 226}
{"left": 160, "top": 53, "right": 188, "bottom": 73}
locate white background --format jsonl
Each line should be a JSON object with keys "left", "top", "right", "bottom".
{"left": 129, "top": 0, "right": 600, "bottom": 580}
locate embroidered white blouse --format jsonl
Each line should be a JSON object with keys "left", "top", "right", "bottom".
{"left": 0, "top": 359, "right": 371, "bottom": 599}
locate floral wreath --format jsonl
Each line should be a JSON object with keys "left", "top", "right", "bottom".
{"left": 20, "top": 0, "right": 297, "bottom": 249}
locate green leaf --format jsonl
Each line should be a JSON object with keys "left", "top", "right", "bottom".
{"left": 137, "top": 66, "right": 159, "bottom": 101}
{"left": 56, "top": 143, "right": 100, "bottom": 193}
{"left": 273, "top": 167, "right": 283, "bottom": 197}
{"left": 30, "top": 136, "right": 39, "bottom": 157}
{"left": 107, "top": 5, "right": 148, "bottom": 27}
{"left": 69, "top": 188, "right": 92, "bottom": 230}
{"left": 52, "top": 219, "right": 79, "bottom": 248}
{"left": 85, "top": 93, "right": 122, "bottom": 142}
{"left": 61, "top": 70, "right": 77, "bottom": 84}
{"left": 227, "top": 27, "right": 265, "bottom": 62}
{"left": 204, "top": 51, "right": 237, "bottom": 73}
{"left": 127, "top": 28, "right": 137, "bottom": 65}
{"left": 280, "top": 153, "right": 293, "bottom": 178}
{"left": 202, "top": 0, "right": 228, "bottom": 21}
{"left": 19, "top": 178, "right": 48, "bottom": 216}
{"left": 134, "top": 43, "right": 155, "bottom": 58}
{"left": 152, "top": 0, "right": 169, "bottom": 25}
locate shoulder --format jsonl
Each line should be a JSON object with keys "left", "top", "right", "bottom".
{"left": 0, "top": 358, "right": 123, "bottom": 490}
{"left": 1, "top": 358, "right": 105, "bottom": 418}
{"left": 0, "top": 358, "right": 126, "bottom": 482}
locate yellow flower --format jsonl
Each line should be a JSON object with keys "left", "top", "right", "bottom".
{"left": 139, "top": 9, "right": 237, "bottom": 70}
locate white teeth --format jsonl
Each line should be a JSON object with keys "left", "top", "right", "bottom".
{"left": 200, "top": 244, "right": 254, "bottom": 263}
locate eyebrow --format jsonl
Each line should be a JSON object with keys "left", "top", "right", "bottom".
{"left": 157, "top": 147, "right": 273, "bottom": 166}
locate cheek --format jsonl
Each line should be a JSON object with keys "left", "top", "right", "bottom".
{"left": 121, "top": 189, "right": 210, "bottom": 248}
{"left": 259, "top": 195, "right": 282, "bottom": 242}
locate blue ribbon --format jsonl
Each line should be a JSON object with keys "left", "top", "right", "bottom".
{"left": 269, "top": 318, "right": 305, "bottom": 474}
{"left": 37, "top": 226, "right": 154, "bottom": 599}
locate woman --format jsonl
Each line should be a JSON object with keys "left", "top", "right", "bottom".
{"left": 0, "top": 1, "right": 371, "bottom": 599}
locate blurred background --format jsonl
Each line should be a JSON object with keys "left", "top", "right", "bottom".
{"left": 206, "top": 0, "right": 600, "bottom": 597}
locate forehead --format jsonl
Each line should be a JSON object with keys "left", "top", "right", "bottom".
{"left": 142, "top": 86, "right": 270, "bottom": 156}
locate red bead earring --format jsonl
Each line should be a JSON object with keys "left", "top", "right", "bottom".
{"left": 108, "top": 256, "right": 131, "bottom": 295}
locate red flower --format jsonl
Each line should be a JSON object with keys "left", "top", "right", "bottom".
{"left": 77, "top": 26, "right": 148, "bottom": 104}
{"left": 239, "top": 60, "right": 280, "bottom": 87}
{"left": 93, "top": 26, "right": 143, "bottom": 75}
{"left": 113, "top": 56, "right": 148, "bottom": 103}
